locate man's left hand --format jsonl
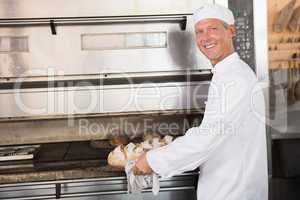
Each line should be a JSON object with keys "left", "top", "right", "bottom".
{"left": 133, "top": 152, "right": 153, "bottom": 175}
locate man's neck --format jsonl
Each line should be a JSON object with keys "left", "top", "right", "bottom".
{"left": 211, "top": 50, "right": 235, "bottom": 66}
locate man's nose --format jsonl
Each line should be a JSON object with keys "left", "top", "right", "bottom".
{"left": 199, "top": 33, "right": 211, "bottom": 43}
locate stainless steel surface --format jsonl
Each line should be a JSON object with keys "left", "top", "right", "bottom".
{"left": 0, "top": 112, "right": 203, "bottom": 145}
{"left": 61, "top": 187, "right": 196, "bottom": 199}
{"left": 0, "top": 0, "right": 212, "bottom": 18}
{"left": 0, "top": 18, "right": 208, "bottom": 78}
{"left": 0, "top": 0, "right": 214, "bottom": 120}
{"left": 0, "top": 183, "right": 55, "bottom": 200}
{"left": 60, "top": 174, "right": 197, "bottom": 198}
{"left": 0, "top": 81, "right": 209, "bottom": 119}
{"left": 0, "top": 0, "right": 213, "bottom": 80}
{"left": 0, "top": 173, "right": 198, "bottom": 200}
{"left": 271, "top": 133, "right": 300, "bottom": 140}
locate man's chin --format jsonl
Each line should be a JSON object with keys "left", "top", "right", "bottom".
{"left": 202, "top": 50, "right": 215, "bottom": 58}
{"left": 204, "top": 54, "right": 217, "bottom": 61}
{"left": 204, "top": 54, "right": 220, "bottom": 64}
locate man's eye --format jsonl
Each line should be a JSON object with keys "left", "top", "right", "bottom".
{"left": 209, "top": 27, "right": 218, "bottom": 31}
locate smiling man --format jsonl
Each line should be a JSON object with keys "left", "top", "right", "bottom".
{"left": 134, "top": 4, "right": 268, "bottom": 200}
{"left": 195, "top": 19, "right": 235, "bottom": 65}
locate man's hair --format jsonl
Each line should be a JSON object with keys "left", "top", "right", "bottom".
{"left": 222, "top": 22, "right": 236, "bottom": 38}
{"left": 223, "top": 22, "right": 230, "bottom": 29}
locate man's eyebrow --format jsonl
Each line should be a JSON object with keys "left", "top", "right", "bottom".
{"left": 207, "top": 25, "right": 218, "bottom": 28}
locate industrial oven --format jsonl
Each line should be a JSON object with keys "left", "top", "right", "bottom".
{"left": 0, "top": 0, "right": 268, "bottom": 199}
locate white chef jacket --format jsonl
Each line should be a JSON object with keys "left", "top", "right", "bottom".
{"left": 147, "top": 52, "right": 268, "bottom": 200}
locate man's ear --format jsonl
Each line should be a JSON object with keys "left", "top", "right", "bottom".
{"left": 228, "top": 25, "right": 236, "bottom": 38}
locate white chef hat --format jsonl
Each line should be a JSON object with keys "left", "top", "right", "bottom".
{"left": 193, "top": 3, "right": 235, "bottom": 25}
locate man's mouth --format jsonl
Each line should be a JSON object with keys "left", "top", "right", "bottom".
{"left": 203, "top": 43, "right": 216, "bottom": 49}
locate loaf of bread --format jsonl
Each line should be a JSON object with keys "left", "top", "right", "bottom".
{"left": 107, "top": 134, "right": 174, "bottom": 168}
{"left": 124, "top": 143, "right": 144, "bottom": 161}
{"left": 109, "top": 136, "right": 129, "bottom": 146}
{"left": 143, "top": 132, "right": 161, "bottom": 141}
{"left": 107, "top": 145, "right": 127, "bottom": 168}
{"left": 162, "top": 135, "right": 173, "bottom": 145}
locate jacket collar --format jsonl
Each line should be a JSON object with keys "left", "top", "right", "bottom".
{"left": 211, "top": 52, "right": 239, "bottom": 74}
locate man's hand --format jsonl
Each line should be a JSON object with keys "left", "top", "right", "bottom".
{"left": 133, "top": 152, "right": 153, "bottom": 175}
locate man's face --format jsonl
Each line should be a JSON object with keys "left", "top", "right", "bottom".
{"left": 195, "top": 18, "right": 235, "bottom": 65}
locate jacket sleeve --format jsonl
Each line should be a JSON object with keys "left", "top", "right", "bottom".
{"left": 147, "top": 75, "right": 252, "bottom": 178}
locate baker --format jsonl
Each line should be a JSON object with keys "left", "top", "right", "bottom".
{"left": 133, "top": 3, "right": 268, "bottom": 200}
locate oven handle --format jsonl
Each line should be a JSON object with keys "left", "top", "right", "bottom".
{"left": 0, "top": 14, "right": 188, "bottom": 31}
{"left": 60, "top": 186, "right": 195, "bottom": 198}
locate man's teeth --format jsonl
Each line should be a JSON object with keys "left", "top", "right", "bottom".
{"left": 204, "top": 44, "right": 215, "bottom": 49}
